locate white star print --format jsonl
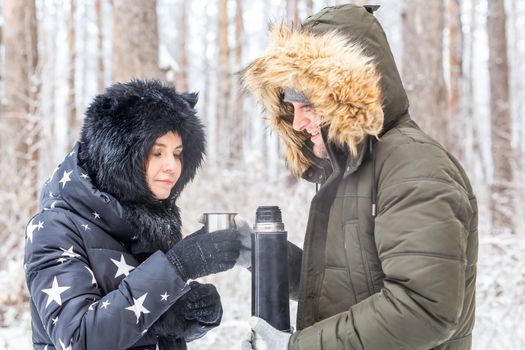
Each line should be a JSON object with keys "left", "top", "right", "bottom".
{"left": 68, "top": 150, "right": 76, "bottom": 157}
{"left": 85, "top": 266, "right": 97, "bottom": 286}
{"left": 80, "top": 173, "right": 89, "bottom": 179}
{"left": 44, "top": 345, "right": 48, "bottom": 350}
{"left": 57, "top": 258, "right": 67, "bottom": 264}
{"left": 92, "top": 211, "right": 100, "bottom": 219}
{"left": 125, "top": 293, "right": 151, "bottom": 324}
{"left": 49, "top": 192, "right": 55, "bottom": 198}
{"left": 42, "top": 276, "right": 71, "bottom": 308}
{"left": 52, "top": 317, "right": 58, "bottom": 325}
{"left": 88, "top": 301, "right": 98, "bottom": 311}
{"left": 51, "top": 201, "right": 58, "bottom": 209}
{"left": 160, "top": 292, "right": 169, "bottom": 301}
{"left": 26, "top": 220, "right": 44, "bottom": 243}
{"left": 59, "top": 338, "right": 72, "bottom": 350}
{"left": 110, "top": 254, "right": 135, "bottom": 278}
{"left": 81, "top": 224, "right": 90, "bottom": 230}
{"left": 59, "top": 170, "right": 73, "bottom": 188}
{"left": 60, "top": 246, "right": 80, "bottom": 258}
{"left": 101, "top": 300, "right": 111, "bottom": 309}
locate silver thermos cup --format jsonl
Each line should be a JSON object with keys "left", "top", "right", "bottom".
{"left": 251, "top": 206, "right": 291, "bottom": 332}
{"left": 201, "top": 212, "right": 236, "bottom": 233}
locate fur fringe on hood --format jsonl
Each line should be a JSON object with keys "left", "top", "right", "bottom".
{"left": 243, "top": 25, "right": 384, "bottom": 176}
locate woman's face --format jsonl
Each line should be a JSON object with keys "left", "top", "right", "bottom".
{"left": 145, "top": 132, "right": 183, "bottom": 200}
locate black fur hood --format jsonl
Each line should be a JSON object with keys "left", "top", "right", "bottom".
{"left": 79, "top": 79, "right": 206, "bottom": 208}
{"left": 78, "top": 80, "right": 206, "bottom": 254}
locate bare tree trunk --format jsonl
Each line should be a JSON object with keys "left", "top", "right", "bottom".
{"left": 287, "top": 0, "right": 300, "bottom": 24}
{"left": 1, "top": 0, "right": 39, "bottom": 322}
{"left": 509, "top": 0, "right": 524, "bottom": 235}
{"left": 112, "top": 0, "right": 163, "bottom": 82}
{"left": 176, "top": 0, "right": 189, "bottom": 91}
{"left": 202, "top": 1, "right": 211, "bottom": 129}
{"left": 2, "top": 0, "right": 39, "bottom": 214}
{"left": 306, "top": 0, "right": 313, "bottom": 16}
{"left": 487, "top": 0, "right": 514, "bottom": 234}
{"left": 96, "top": 0, "right": 105, "bottom": 93}
{"left": 447, "top": 0, "right": 464, "bottom": 160}
{"left": 67, "top": 0, "right": 78, "bottom": 150}
{"left": 0, "top": 14, "right": 3, "bottom": 86}
{"left": 80, "top": 1, "right": 89, "bottom": 111}
{"left": 217, "top": 0, "right": 230, "bottom": 161}
{"left": 402, "top": 0, "right": 449, "bottom": 147}
{"left": 465, "top": 0, "right": 483, "bottom": 179}
{"left": 230, "top": 0, "right": 244, "bottom": 162}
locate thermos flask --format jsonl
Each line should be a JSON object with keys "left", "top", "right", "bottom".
{"left": 251, "top": 206, "right": 291, "bottom": 332}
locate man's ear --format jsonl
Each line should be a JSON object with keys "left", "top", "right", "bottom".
{"left": 181, "top": 92, "right": 199, "bottom": 109}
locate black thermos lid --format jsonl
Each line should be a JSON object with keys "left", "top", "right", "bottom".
{"left": 255, "top": 206, "right": 282, "bottom": 224}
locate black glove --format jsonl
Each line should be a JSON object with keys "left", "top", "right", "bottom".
{"left": 150, "top": 302, "right": 186, "bottom": 338}
{"left": 166, "top": 228, "right": 241, "bottom": 280}
{"left": 150, "top": 282, "right": 222, "bottom": 339}
{"left": 182, "top": 281, "right": 222, "bottom": 324}
{"left": 151, "top": 316, "right": 218, "bottom": 344}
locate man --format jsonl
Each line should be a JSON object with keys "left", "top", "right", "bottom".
{"left": 242, "top": 4, "right": 478, "bottom": 350}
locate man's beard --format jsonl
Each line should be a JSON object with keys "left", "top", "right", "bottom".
{"left": 313, "top": 141, "right": 329, "bottom": 159}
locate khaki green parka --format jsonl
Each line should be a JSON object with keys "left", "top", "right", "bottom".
{"left": 243, "top": 4, "right": 478, "bottom": 350}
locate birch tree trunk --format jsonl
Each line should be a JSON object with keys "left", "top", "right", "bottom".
{"left": 509, "top": 0, "right": 524, "bottom": 235}
{"left": 67, "top": 0, "right": 78, "bottom": 149}
{"left": 287, "top": 0, "right": 300, "bottom": 24}
{"left": 465, "top": 0, "right": 484, "bottom": 180}
{"left": 402, "top": 0, "right": 449, "bottom": 147}
{"left": 447, "top": 0, "right": 464, "bottom": 160}
{"left": 217, "top": 0, "right": 230, "bottom": 161}
{"left": 96, "top": 0, "right": 105, "bottom": 93}
{"left": 487, "top": 0, "right": 514, "bottom": 234}
{"left": 231, "top": 0, "right": 244, "bottom": 162}
{"left": 112, "top": 0, "right": 163, "bottom": 82}
{"left": 201, "top": 1, "right": 211, "bottom": 129}
{"left": 176, "top": 0, "right": 189, "bottom": 92}
{"left": 0, "top": 16, "right": 3, "bottom": 85}
{"left": 306, "top": 0, "right": 313, "bottom": 16}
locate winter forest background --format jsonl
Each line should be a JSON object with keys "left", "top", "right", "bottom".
{"left": 0, "top": 0, "right": 524, "bottom": 348}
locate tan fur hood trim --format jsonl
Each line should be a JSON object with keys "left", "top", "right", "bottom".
{"left": 243, "top": 25, "right": 384, "bottom": 176}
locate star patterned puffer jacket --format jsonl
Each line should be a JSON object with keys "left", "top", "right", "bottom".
{"left": 24, "top": 80, "right": 209, "bottom": 350}
{"left": 24, "top": 145, "right": 193, "bottom": 350}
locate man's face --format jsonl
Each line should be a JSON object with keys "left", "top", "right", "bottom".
{"left": 291, "top": 102, "right": 329, "bottom": 159}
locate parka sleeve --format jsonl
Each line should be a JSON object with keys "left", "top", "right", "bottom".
{"left": 287, "top": 241, "right": 303, "bottom": 301}
{"left": 289, "top": 142, "right": 475, "bottom": 350}
{"left": 24, "top": 210, "right": 190, "bottom": 350}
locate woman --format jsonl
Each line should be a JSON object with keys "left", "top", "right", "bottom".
{"left": 24, "top": 79, "right": 241, "bottom": 349}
